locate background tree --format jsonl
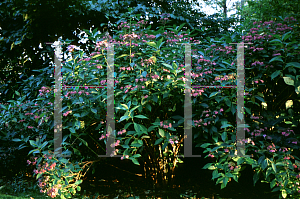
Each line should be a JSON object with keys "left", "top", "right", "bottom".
{"left": 0, "top": 0, "right": 240, "bottom": 106}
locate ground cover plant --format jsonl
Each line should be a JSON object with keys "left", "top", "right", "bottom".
{"left": 0, "top": 7, "right": 300, "bottom": 198}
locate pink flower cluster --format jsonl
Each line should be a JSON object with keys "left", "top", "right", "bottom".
{"left": 119, "top": 66, "right": 133, "bottom": 72}
{"left": 208, "top": 154, "right": 214, "bottom": 158}
{"left": 38, "top": 86, "right": 52, "bottom": 96}
{"left": 169, "top": 136, "right": 179, "bottom": 144}
{"left": 117, "top": 129, "right": 126, "bottom": 135}
{"left": 135, "top": 77, "right": 147, "bottom": 82}
{"left": 267, "top": 143, "right": 277, "bottom": 153}
{"left": 111, "top": 140, "right": 120, "bottom": 147}
{"left": 251, "top": 126, "right": 268, "bottom": 137}
{"left": 160, "top": 121, "right": 172, "bottom": 129}
{"left": 120, "top": 155, "right": 129, "bottom": 160}
{"left": 283, "top": 16, "right": 297, "bottom": 22}
{"left": 193, "top": 108, "right": 223, "bottom": 127}
{"left": 64, "top": 90, "right": 90, "bottom": 99}
{"left": 251, "top": 61, "right": 264, "bottom": 66}
{"left": 63, "top": 110, "right": 72, "bottom": 117}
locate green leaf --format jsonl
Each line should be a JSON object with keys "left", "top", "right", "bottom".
{"left": 119, "top": 115, "right": 129, "bottom": 123}
{"left": 159, "top": 129, "right": 165, "bottom": 137}
{"left": 220, "top": 121, "right": 232, "bottom": 129}
{"left": 209, "top": 91, "right": 219, "bottom": 98}
{"left": 73, "top": 113, "right": 80, "bottom": 117}
{"left": 154, "top": 138, "right": 163, "bottom": 145}
{"left": 147, "top": 41, "right": 157, "bottom": 49}
{"left": 60, "top": 158, "right": 69, "bottom": 164}
{"left": 270, "top": 179, "right": 276, "bottom": 188}
{"left": 261, "top": 159, "right": 268, "bottom": 170}
{"left": 120, "top": 104, "right": 128, "bottom": 110}
{"left": 271, "top": 162, "right": 277, "bottom": 173}
{"left": 269, "top": 56, "right": 283, "bottom": 63}
{"left": 244, "top": 107, "right": 251, "bottom": 115}
{"left": 282, "top": 31, "right": 292, "bottom": 41}
{"left": 91, "top": 108, "right": 97, "bottom": 114}
{"left": 131, "top": 141, "right": 142, "bottom": 147}
{"left": 39, "top": 141, "right": 48, "bottom": 150}
{"left": 222, "top": 177, "right": 229, "bottom": 189}
{"left": 224, "top": 98, "right": 231, "bottom": 107}
{"left": 153, "top": 95, "right": 158, "bottom": 103}
{"left": 253, "top": 171, "right": 260, "bottom": 186}
{"left": 76, "top": 186, "right": 81, "bottom": 191}
{"left": 124, "top": 122, "right": 132, "bottom": 129}
{"left": 75, "top": 179, "right": 83, "bottom": 185}
{"left": 203, "top": 163, "right": 213, "bottom": 169}
{"left": 116, "top": 54, "right": 128, "bottom": 59}
{"left": 286, "top": 62, "right": 300, "bottom": 69}
{"left": 237, "top": 157, "right": 245, "bottom": 165}
{"left": 28, "top": 148, "right": 39, "bottom": 155}
{"left": 255, "top": 96, "right": 265, "bottom": 102}
{"left": 270, "top": 70, "right": 281, "bottom": 80}
{"left": 15, "top": 91, "right": 20, "bottom": 96}
{"left": 134, "top": 115, "right": 148, "bottom": 119}
{"left": 200, "top": 143, "right": 211, "bottom": 148}
{"left": 12, "top": 138, "right": 22, "bottom": 142}
{"left": 131, "top": 158, "right": 140, "bottom": 165}
{"left": 232, "top": 174, "right": 238, "bottom": 182}
{"left": 73, "top": 148, "right": 81, "bottom": 155}
{"left": 36, "top": 172, "right": 42, "bottom": 180}
{"left": 162, "top": 63, "right": 173, "bottom": 70}
{"left": 146, "top": 104, "right": 152, "bottom": 112}
{"left": 283, "top": 76, "right": 294, "bottom": 86}
{"left": 29, "top": 140, "right": 37, "bottom": 147}
{"left": 65, "top": 178, "right": 69, "bottom": 186}
{"left": 281, "top": 189, "right": 287, "bottom": 198}
{"left": 133, "top": 122, "right": 140, "bottom": 133}
{"left": 221, "top": 131, "right": 227, "bottom": 142}
{"left": 78, "top": 138, "right": 88, "bottom": 147}
{"left": 70, "top": 127, "right": 76, "bottom": 134}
